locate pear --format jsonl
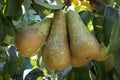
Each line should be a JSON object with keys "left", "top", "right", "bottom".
{"left": 66, "top": 9, "right": 99, "bottom": 67}
{"left": 14, "top": 18, "right": 51, "bottom": 57}
{"left": 42, "top": 10, "right": 70, "bottom": 70}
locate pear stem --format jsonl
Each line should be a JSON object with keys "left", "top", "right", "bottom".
{"left": 51, "top": 70, "right": 58, "bottom": 80}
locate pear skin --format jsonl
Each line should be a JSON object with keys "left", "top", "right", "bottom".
{"left": 42, "top": 10, "right": 70, "bottom": 70}
{"left": 14, "top": 18, "right": 51, "bottom": 57}
{"left": 66, "top": 10, "right": 99, "bottom": 67}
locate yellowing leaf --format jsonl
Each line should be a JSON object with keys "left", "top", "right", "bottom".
{"left": 37, "top": 77, "right": 44, "bottom": 80}
{"left": 81, "top": 1, "right": 91, "bottom": 10}
{"left": 71, "top": 0, "right": 80, "bottom": 6}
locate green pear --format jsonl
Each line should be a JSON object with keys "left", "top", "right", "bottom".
{"left": 66, "top": 9, "right": 99, "bottom": 67}
{"left": 42, "top": 10, "right": 70, "bottom": 71}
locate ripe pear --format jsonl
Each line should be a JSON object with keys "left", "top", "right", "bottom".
{"left": 14, "top": 18, "right": 51, "bottom": 57}
{"left": 42, "top": 10, "right": 70, "bottom": 71}
{"left": 66, "top": 10, "right": 99, "bottom": 67}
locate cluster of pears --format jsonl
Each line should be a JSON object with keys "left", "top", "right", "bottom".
{"left": 14, "top": 9, "right": 100, "bottom": 70}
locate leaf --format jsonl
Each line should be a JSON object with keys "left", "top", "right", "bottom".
{"left": 95, "top": 5, "right": 105, "bottom": 15}
{"left": 0, "top": 11, "right": 16, "bottom": 38}
{"left": 32, "top": 0, "right": 64, "bottom": 10}
{"left": 93, "top": 61, "right": 107, "bottom": 80}
{"left": 93, "top": 16, "right": 104, "bottom": 43}
{"left": 103, "top": 7, "right": 117, "bottom": 46}
{"left": 108, "top": 9, "right": 120, "bottom": 53}
{"left": 4, "top": 46, "right": 26, "bottom": 75}
{"left": 25, "top": 57, "right": 33, "bottom": 69}
{"left": 106, "top": 70, "right": 114, "bottom": 80}
{"left": 116, "top": 0, "right": 120, "bottom": 7}
{"left": 31, "top": 2, "right": 49, "bottom": 15}
{"left": 0, "top": 47, "right": 8, "bottom": 62}
{"left": 113, "top": 48, "right": 120, "bottom": 76}
{"left": 12, "top": 69, "right": 25, "bottom": 80}
{"left": 0, "top": 17, "right": 6, "bottom": 41}
{"left": 30, "top": 58, "right": 37, "bottom": 67}
{"left": 113, "top": 68, "right": 120, "bottom": 80}
{"left": 101, "top": 0, "right": 114, "bottom": 5}
{"left": 0, "top": 62, "right": 4, "bottom": 75}
{"left": 23, "top": 9, "right": 41, "bottom": 22}
{"left": 4, "top": 35, "right": 13, "bottom": 44}
{"left": 66, "top": 66, "right": 91, "bottom": 80}
{"left": 0, "top": 0, "right": 3, "bottom": 10}
{"left": 23, "top": 0, "right": 31, "bottom": 12}
{"left": 25, "top": 68, "right": 44, "bottom": 80}
{"left": 4, "top": 0, "right": 23, "bottom": 17}
{"left": 79, "top": 10, "right": 93, "bottom": 26}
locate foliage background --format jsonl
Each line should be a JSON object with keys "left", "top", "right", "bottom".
{"left": 0, "top": 0, "right": 120, "bottom": 80}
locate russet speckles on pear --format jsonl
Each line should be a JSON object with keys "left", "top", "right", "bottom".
{"left": 67, "top": 10, "right": 99, "bottom": 67}
{"left": 42, "top": 10, "right": 70, "bottom": 70}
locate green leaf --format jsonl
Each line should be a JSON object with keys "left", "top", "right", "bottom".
{"left": 31, "top": 0, "right": 51, "bottom": 14}
{"left": 106, "top": 70, "right": 114, "bottom": 80}
{"left": 32, "top": 0, "right": 64, "bottom": 10}
{"left": 0, "top": 47, "right": 8, "bottom": 62}
{"left": 79, "top": 10, "right": 93, "bottom": 26}
{"left": 101, "top": 0, "right": 114, "bottom": 6}
{"left": 4, "top": 0, "right": 23, "bottom": 17}
{"left": 25, "top": 68, "right": 44, "bottom": 80}
{"left": 0, "top": 12, "right": 16, "bottom": 37}
{"left": 103, "top": 7, "right": 117, "bottom": 46}
{"left": 93, "top": 15, "right": 104, "bottom": 43}
{"left": 3, "top": 73, "right": 11, "bottom": 80}
{"left": 4, "top": 35, "right": 13, "bottom": 44}
{"left": 66, "top": 66, "right": 91, "bottom": 80}
{"left": 0, "top": 0, "right": 3, "bottom": 10}
{"left": 113, "top": 48, "right": 120, "bottom": 76}
{"left": 93, "top": 61, "right": 107, "bottom": 80}
{"left": 0, "top": 18, "right": 6, "bottom": 41}
{"left": 108, "top": 9, "right": 120, "bottom": 53}
{"left": 4, "top": 46, "right": 26, "bottom": 75}
{"left": 23, "top": 0, "right": 31, "bottom": 12}
{"left": 116, "top": 0, "right": 120, "bottom": 7}
{"left": 113, "top": 69, "right": 120, "bottom": 80}
{"left": 95, "top": 5, "right": 105, "bottom": 15}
